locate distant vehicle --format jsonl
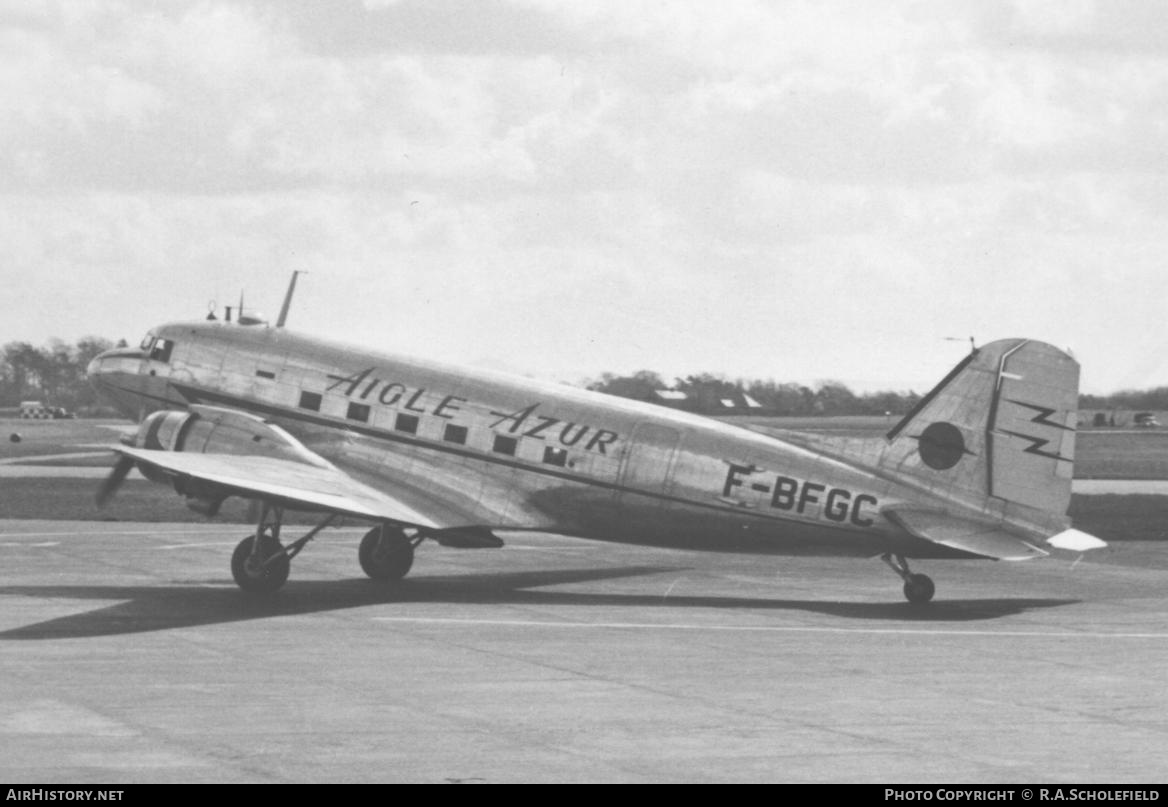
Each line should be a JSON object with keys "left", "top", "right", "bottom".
{"left": 19, "top": 401, "right": 47, "bottom": 418}
{"left": 1134, "top": 412, "right": 1161, "bottom": 428}
{"left": 19, "top": 401, "right": 73, "bottom": 419}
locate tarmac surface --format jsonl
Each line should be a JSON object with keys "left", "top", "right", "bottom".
{"left": 1, "top": 519, "right": 1167, "bottom": 784}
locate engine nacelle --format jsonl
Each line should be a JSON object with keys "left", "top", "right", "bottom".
{"left": 130, "top": 406, "right": 328, "bottom": 465}
{"left": 132, "top": 410, "right": 196, "bottom": 451}
{"left": 125, "top": 406, "right": 331, "bottom": 515}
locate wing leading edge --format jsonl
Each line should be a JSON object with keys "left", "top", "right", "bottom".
{"left": 114, "top": 445, "right": 440, "bottom": 527}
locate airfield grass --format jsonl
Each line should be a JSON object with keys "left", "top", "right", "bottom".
{"left": 726, "top": 415, "right": 900, "bottom": 435}
{"left": 732, "top": 416, "right": 1168, "bottom": 479}
{"left": 6, "top": 454, "right": 117, "bottom": 467}
{"left": 1072, "top": 430, "right": 1168, "bottom": 479}
{"left": 1, "top": 418, "right": 124, "bottom": 462}
{"left": 0, "top": 476, "right": 1161, "bottom": 542}
{"left": 8, "top": 417, "right": 1168, "bottom": 477}
{"left": 1066, "top": 495, "right": 1168, "bottom": 543}
{"left": 3, "top": 417, "right": 1168, "bottom": 538}
{"left": 0, "top": 478, "right": 354, "bottom": 526}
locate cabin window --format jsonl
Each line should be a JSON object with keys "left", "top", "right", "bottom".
{"left": 395, "top": 413, "right": 419, "bottom": 434}
{"left": 347, "top": 402, "right": 370, "bottom": 422}
{"left": 543, "top": 446, "right": 568, "bottom": 467}
{"left": 255, "top": 369, "right": 276, "bottom": 380}
{"left": 443, "top": 424, "right": 468, "bottom": 445}
{"left": 299, "top": 391, "right": 322, "bottom": 411}
{"left": 149, "top": 338, "right": 174, "bottom": 363}
{"left": 492, "top": 434, "right": 517, "bottom": 456}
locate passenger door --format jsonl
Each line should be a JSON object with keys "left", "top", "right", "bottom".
{"left": 618, "top": 422, "right": 682, "bottom": 501}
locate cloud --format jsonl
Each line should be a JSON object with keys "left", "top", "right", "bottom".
{"left": 3, "top": 0, "right": 1168, "bottom": 393}
{"left": 1001, "top": 0, "right": 1168, "bottom": 53}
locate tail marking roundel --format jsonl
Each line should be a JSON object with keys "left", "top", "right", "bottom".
{"left": 915, "top": 422, "right": 969, "bottom": 470}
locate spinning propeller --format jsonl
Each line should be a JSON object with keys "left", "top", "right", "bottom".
{"left": 96, "top": 454, "right": 136, "bottom": 507}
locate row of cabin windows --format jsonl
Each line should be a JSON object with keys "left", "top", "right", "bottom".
{"left": 297, "top": 390, "right": 570, "bottom": 467}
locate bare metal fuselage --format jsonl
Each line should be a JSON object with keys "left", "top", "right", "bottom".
{"left": 88, "top": 322, "right": 988, "bottom": 559}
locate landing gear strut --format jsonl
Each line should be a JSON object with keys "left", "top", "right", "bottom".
{"left": 881, "top": 552, "right": 935, "bottom": 605}
{"left": 230, "top": 503, "right": 336, "bottom": 593}
{"left": 359, "top": 525, "right": 421, "bottom": 581}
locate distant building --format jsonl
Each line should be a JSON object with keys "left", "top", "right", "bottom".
{"left": 653, "top": 389, "right": 765, "bottom": 414}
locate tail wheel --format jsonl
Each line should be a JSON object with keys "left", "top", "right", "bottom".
{"left": 903, "top": 573, "right": 935, "bottom": 605}
{"left": 231, "top": 534, "right": 290, "bottom": 593}
{"left": 882, "top": 553, "right": 937, "bottom": 605}
{"left": 359, "top": 526, "right": 415, "bottom": 581}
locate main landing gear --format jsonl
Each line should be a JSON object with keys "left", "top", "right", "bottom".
{"left": 358, "top": 525, "right": 422, "bottom": 581}
{"left": 230, "top": 503, "right": 336, "bottom": 593}
{"left": 229, "top": 502, "right": 423, "bottom": 593}
{"left": 881, "top": 552, "right": 935, "bottom": 605}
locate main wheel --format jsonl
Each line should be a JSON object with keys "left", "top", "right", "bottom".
{"left": 359, "top": 526, "right": 415, "bottom": 581}
{"left": 903, "top": 573, "right": 935, "bottom": 605}
{"left": 231, "top": 534, "right": 290, "bottom": 593}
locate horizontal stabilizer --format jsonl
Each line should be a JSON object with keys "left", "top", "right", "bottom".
{"left": 1046, "top": 528, "right": 1107, "bottom": 552}
{"left": 885, "top": 507, "right": 1048, "bottom": 561}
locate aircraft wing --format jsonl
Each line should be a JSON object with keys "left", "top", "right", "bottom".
{"left": 883, "top": 507, "right": 1049, "bottom": 561}
{"left": 114, "top": 446, "right": 441, "bottom": 527}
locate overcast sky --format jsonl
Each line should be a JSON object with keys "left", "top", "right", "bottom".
{"left": 2, "top": 0, "right": 1167, "bottom": 394}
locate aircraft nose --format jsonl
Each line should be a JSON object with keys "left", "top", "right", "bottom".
{"left": 87, "top": 347, "right": 144, "bottom": 381}
{"left": 87, "top": 348, "right": 117, "bottom": 379}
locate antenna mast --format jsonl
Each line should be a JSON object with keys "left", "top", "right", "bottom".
{"left": 276, "top": 271, "right": 306, "bottom": 328}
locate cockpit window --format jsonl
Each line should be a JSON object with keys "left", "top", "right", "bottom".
{"left": 149, "top": 338, "right": 174, "bottom": 363}
{"left": 139, "top": 334, "right": 155, "bottom": 351}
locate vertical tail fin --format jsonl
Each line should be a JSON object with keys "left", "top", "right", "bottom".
{"left": 882, "top": 340, "right": 1079, "bottom": 517}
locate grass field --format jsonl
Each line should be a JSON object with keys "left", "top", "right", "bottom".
{"left": 1067, "top": 495, "right": 1168, "bottom": 543}
{"left": 729, "top": 415, "right": 1168, "bottom": 479}
{"left": 724, "top": 414, "right": 899, "bottom": 434}
{"left": 1, "top": 418, "right": 127, "bottom": 463}
{"left": 3, "top": 417, "right": 1168, "bottom": 539}
{"left": 9, "top": 416, "right": 1168, "bottom": 478}
{"left": 0, "top": 478, "right": 251, "bottom": 522}
{"left": 0, "top": 476, "right": 1161, "bottom": 542}
{"left": 0, "top": 477, "right": 358, "bottom": 526}
{"left": 1071, "top": 430, "right": 1168, "bottom": 479}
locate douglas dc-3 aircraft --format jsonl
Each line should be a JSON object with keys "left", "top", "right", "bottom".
{"left": 87, "top": 291, "right": 1105, "bottom": 604}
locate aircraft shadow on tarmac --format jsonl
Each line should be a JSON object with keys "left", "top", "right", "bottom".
{"left": 0, "top": 565, "right": 1080, "bottom": 640}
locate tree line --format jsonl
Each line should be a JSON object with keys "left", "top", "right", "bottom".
{"left": 585, "top": 370, "right": 921, "bottom": 416}
{"left": 588, "top": 371, "right": 1168, "bottom": 417}
{"left": 2, "top": 338, "right": 1165, "bottom": 418}
{"left": 1, "top": 337, "right": 124, "bottom": 414}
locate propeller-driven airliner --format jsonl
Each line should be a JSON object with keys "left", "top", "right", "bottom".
{"left": 87, "top": 281, "right": 1104, "bottom": 603}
